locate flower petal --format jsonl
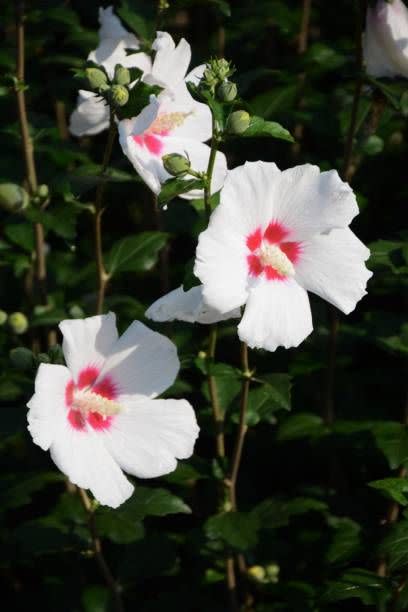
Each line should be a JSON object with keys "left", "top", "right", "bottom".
{"left": 50, "top": 422, "right": 133, "bottom": 508}
{"left": 363, "top": 6, "right": 399, "bottom": 77}
{"left": 366, "top": 0, "right": 408, "bottom": 79}
{"left": 69, "top": 90, "right": 110, "bottom": 137}
{"left": 97, "top": 321, "right": 179, "bottom": 400}
{"left": 238, "top": 278, "right": 313, "bottom": 351}
{"left": 295, "top": 227, "right": 372, "bottom": 314}
{"left": 145, "top": 285, "right": 241, "bottom": 324}
{"left": 27, "top": 363, "right": 71, "bottom": 451}
{"left": 104, "top": 398, "right": 199, "bottom": 478}
{"left": 59, "top": 313, "right": 118, "bottom": 382}
{"left": 151, "top": 32, "right": 191, "bottom": 90}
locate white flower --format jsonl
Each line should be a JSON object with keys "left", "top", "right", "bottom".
{"left": 363, "top": 0, "right": 408, "bottom": 78}
{"left": 194, "top": 162, "right": 372, "bottom": 352}
{"left": 27, "top": 313, "right": 199, "bottom": 508}
{"left": 118, "top": 32, "right": 227, "bottom": 199}
{"left": 146, "top": 285, "right": 241, "bottom": 324}
{"left": 69, "top": 6, "right": 152, "bottom": 137}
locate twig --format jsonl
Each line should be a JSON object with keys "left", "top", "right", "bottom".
{"left": 292, "top": 0, "right": 312, "bottom": 158}
{"left": 15, "top": 1, "right": 47, "bottom": 308}
{"left": 208, "top": 325, "right": 226, "bottom": 458}
{"left": 78, "top": 488, "right": 125, "bottom": 612}
{"left": 152, "top": 193, "right": 170, "bottom": 294}
{"left": 94, "top": 111, "right": 116, "bottom": 315}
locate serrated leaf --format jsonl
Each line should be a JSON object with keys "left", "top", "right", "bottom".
{"left": 369, "top": 478, "right": 408, "bottom": 506}
{"left": 106, "top": 231, "right": 168, "bottom": 276}
{"left": 321, "top": 568, "right": 390, "bottom": 605}
{"left": 277, "top": 413, "right": 325, "bottom": 441}
{"left": 242, "top": 115, "right": 294, "bottom": 142}
{"left": 205, "top": 511, "right": 260, "bottom": 551}
{"left": 326, "top": 517, "right": 362, "bottom": 565}
{"left": 252, "top": 497, "right": 327, "bottom": 529}
{"left": 372, "top": 422, "right": 408, "bottom": 470}
{"left": 380, "top": 520, "right": 408, "bottom": 572}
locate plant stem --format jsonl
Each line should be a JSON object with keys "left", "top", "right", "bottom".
{"left": 15, "top": 1, "right": 47, "bottom": 308}
{"left": 94, "top": 111, "right": 116, "bottom": 315}
{"left": 78, "top": 488, "right": 125, "bottom": 612}
{"left": 292, "top": 0, "right": 312, "bottom": 158}
{"left": 152, "top": 193, "right": 170, "bottom": 294}
{"left": 208, "top": 325, "right": 225, "bottom": 457}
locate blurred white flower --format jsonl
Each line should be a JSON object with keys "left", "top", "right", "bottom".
{"left": 363, "top": 0, "right": 408, "bottom": 78}
{"left": 69, "top": 6, "right": 151, "bottom": 137}
{"left": 118, "top": 32, "right": 227, "bottom": 198}
{"left": 195, "top": 162, "right": 372, "bottom": 352}
{"left": 146, "top": 285, "right": 241, "bottom": 324}
{"left": 27, "top": 313, "right": 199, "bottom": 508}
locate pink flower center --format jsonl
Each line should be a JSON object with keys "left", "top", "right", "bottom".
{"left": 65, "top": 366, "right": 119, "bottom": 432}
{"left": 131, "top": 111, "right": 190, "bottom": 156}
{"left": 246, "top": 221, "right": 302, "bottom": 281}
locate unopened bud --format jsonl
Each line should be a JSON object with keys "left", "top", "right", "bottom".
{"left": 0, "top": 183, "right": 29, "bottom": 213}
{"left": 8, "top": 312, "right": 28, "bottom": 335}
{"left": 226, "top": 110, "right": 251, "bottom": 135}
{"left": 162, "top": 153, "right": 191, "bottom": 177}
{"left": 212, "top": 58, "right": 231, "bottom": 80}
{"left": 37, "top": 184, "right": 49, "bottom": 199}
{"left": 114, "top": 65, "right": 131, "bottom": 86}
{"left": 248, "top": 566, "right": 266, "bottom": 583}
{"left": 85, "top": 67, "right": 108, "bottom": 91}
{"left": 0, "top": 310, "right": 7, "bottom": 326}
{"left": 265, "top": 563, "right": 279, "bottom": 583}
{"left": 111, "top": 84, "right": 129, "bottom": 107}
{"left": 217, "top": 81, "right": 237, "bottom": 102}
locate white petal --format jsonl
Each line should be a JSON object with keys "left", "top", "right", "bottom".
{"left": 215, "top": 162, "right": 359, "bottom": 242}
{"left": 59, "top": 313, "right": 118, "bottom": 382}
{"left": 69, "top": 90, "right": 110, "bottom": 137}
{"left": 195, "top": 207, "right": 249, "bottom": 313}
{"left": 157, "top": 82, "right": 212, "bottom": 142}
{"left": 367, "top": 0, "right": 408, "bottom": 78}
{"left": 27, "top": 364, "right": 71, "bottom": 451}
{"left": 363, "top": 7, "right": 399, "bottom": 77}
{"left": 145, "top": 285, "right": 241, "bottom": 324}
{"left": 238, "top": 278, "right": 313, "bottom": 351}
{"left": 50, "top": 422, "right": 133, "bottom": 508}
{"left": 98, "top": 6, "right": 131, "bottom": 40}
{"left": 295, "top": 227, "right": 373, "bottom": 314}
{"left": 97, "top": 321, "right": 179, "bottom": 400}
{"left": 151, "top": 32, "right": 191, "bottom": 90}
{"left": 104, "top": 398, "right": 199, "bottom": 478}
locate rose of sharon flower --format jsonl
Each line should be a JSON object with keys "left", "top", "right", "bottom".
{"left": 69, "top": 6, "right": 151, "bottom": 137}
{"left": 146, "top": 285, "right": 241, "bottom": 325}
{"left": 363, "top": 0, "right": 408, "bottom": 78}
{"left": 27, "top": 313, "right": 199, "bottom": 508}
{"left": 194, "top": 162, "right": 372, "bottom": 352}
{"left": 118, "top": 32, "right": 227, "bottom": 198}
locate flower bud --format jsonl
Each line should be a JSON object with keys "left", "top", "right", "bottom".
{"left": 248, "top": 566, "right": 266, "bottom": 583}
{"left": 85, "top": 67, "right": 109, "bottom": 91}
{"left": 114, "top": 65, "right": 131, "bottom": 86}
{"left": 37, "top": 184, "right": 49, "bottom": 199}
{"left": 0, "top": 183, "right": 29, "bottom": 213}
{"left": 226, "top": 110, "right": 251, "bottom": 135}
{"left": 8, "top": 312, "right": 28, "bottom": 335}
{"left": 212, "top": 58, "right": 232, "bottom": 81}
{"left": 0, "top": 310, "right": 7, "bottom": 326}
{"left": 265, "top": 563, "right": 279, "bottom": 583}
{"left": 217, "top": 81, "right": 237, "bottom": 102}
{"left": 111, "top": 84, "right": 129, "bottom": 107}
{"left": 162, "top": 153, "right": 191, "bottom": 177}
{"left": 364, "top": 0, "right": 408, "bottom": 78}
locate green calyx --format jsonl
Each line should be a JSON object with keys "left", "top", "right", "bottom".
{"left": 226, "top": 110, "right": 251, "bottom": 135}
{"left": 162, "top": 153, "right": 191, "bottom": 177}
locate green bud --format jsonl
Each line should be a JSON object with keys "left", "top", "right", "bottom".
{"left": 111, "top": 84, "right": 129, "bottom": 107}
{"left": 162, "top": 153, "right": 191, "bottom": 177}
{"left": 37, "top": 184, "right": 49, "bottom": 199}
{"left": 10, "top": 347, "right": 35, "bottom": 371}
{"left": 248, "top": 566, "right": 266, "bottom": 583}
{"left": 114, "top": 65, "right": 131, "bottom": 86}
{"left": 214, "top": 58, "right": 231, "bottom": 80}
{"left": 226, "top": 110, "right": 251, "bottom": 135}
{"left": 0, "top": 183, "right": 29, "bottom": 213}
{"left": 265, "top": 564, "right": 279, "bottom": 584}
{"left": 0, "top": 310, "right": 7, "bottom": 326}
{"left": 217, "top": 81, "right": 237, "bottom": 102}
{"left": 85, "top": 67, "right": 108, "bottom": 91}
{"left": 8, "top": 312, "right": 29, "bottom": 335}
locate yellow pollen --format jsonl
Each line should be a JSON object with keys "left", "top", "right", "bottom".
{"left": 72, "top": 389, "right": 121, "bottom": 417}
{"left": 259, "top": 244, "right": 295, "bottom": 277}
{"left": 150, "top": 112, "right": 191, "bottom": 133}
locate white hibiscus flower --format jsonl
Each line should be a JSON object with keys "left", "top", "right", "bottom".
{"left": 194, "top": 162, "right": 372, "bottom": 352}
{"left": 118, "top": 32, "right": 227, "bottom": 199}
{"left": 146, "top": 285, "right": 241, "bottom": 325}
{"left": 364, "top": 0, "right": 408, "bottom": 79}
{"left": 69, "top": 6, "right": 152, "bottom": 137}
{"left": 27, "top": 313, "right": 199, "bottom": 508}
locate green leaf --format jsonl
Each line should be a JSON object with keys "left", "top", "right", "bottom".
{"left": 82, "top": 586, "right": 109, "bottom": 612}
{"left": 252, "top": 497, "right": 327, "bottom": 529}
{"left": 241, "top": 115, "right": 294, "bottom": 142}
{"left": 380, "top": 520, "right": 408, "bottom": 572}
{"left": 121, "top": 486, "right": 191, "bottom": 521}
{"left": 10, "top": 347, "right": 35, "bottom": 370}
{"left": 0, "top": 472, "right": 64, "bottom": 512}
{"left": 277, "top": 413, "right": 326, "bottom": 441}
{"left": 326, "top": 517, "right": 363, "bottom": 565}
{"left": 205, "top": 511, "right": 260, "bottom": 551}
{"left": 368, "top": 240, "right": 406, "bottom": 273}
{"left": 369, "top": 478, "right": 408, "bottom": 506}
{"left": 115, "top": 81, "right": 162, "bottom": 120}
{"left": 321, "top": 568, "right": 391, "bottom": 605}
{"left": 237, "top": 374, "right": 291, "bottom": 426}
{"left": 372, "top": 422, "right": 408, "bottom": 470}
{"left": 117, "top": 3, "right": 156, "bottom": 43}
{"left": 158, "top": 177, "right": 205, "bottom": 206}
{"left": 4, "top": 222, "right": 35, "bottom": 252}
{"left": 95, "top": 510, "right": 144, "bottom": 544}
{"left": 106, "top": 231, "right": 168, "bottom": 276}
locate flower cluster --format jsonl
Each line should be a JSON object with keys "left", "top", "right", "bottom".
{"left": 28, "top": 5, "right": 374, "bottom": 508}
